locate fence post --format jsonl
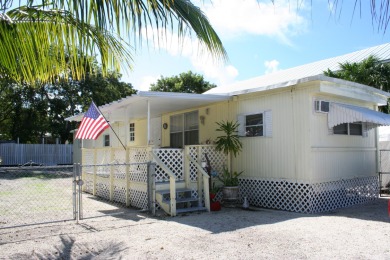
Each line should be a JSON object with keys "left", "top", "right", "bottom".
{"left": 147, "top": 161, "right": 156, "bottom": 215}
{"left": 109, "top": 148, "right": 114, "bottom": 201}
{"left": 93, "top": 149, "right": 97, "bottom": 196}
{"left": 197, "top": 146, "right": 203, "bottom": 207}
{"left": 184, "top": 146, "right": 191, "bottom": 188}
{"left": 126, "top": 148, "right": 130, "bottom": 207}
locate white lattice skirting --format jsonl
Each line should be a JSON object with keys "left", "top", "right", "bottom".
{"left": 239, "top": 176, "right": 379, "bottom": 213}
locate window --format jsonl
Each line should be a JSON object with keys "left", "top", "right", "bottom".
{"left": 170, "top": 111, "right": 199, "bottom": 148}
{"left": 245, "top": 113, "right": 263, "bottom": 136}
{"left": 238, "top": 110, "right": 272, "bottom": 137}
{"left": 333, "top": 122, "right": 363, "bottom": 136}
{"left": 129, "top": 123, "right": 135, "bottom": 142}
{"left": 314, "top": 100, "right": 330, "bottom": 113}
{"left": 103, "top": 134, "right": 110, "bottom": 146}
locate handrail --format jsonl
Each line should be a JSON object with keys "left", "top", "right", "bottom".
{"left": 186, "top": 155, "right": 210, "bottom": 178}
{"left": 186, "top": 154, "right": 210, "bottom": 212}
{"left": 151, "top": 152, "right": 177, "bottom": 216}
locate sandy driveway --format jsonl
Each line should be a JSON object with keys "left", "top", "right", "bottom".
{"left": 1, "top": 198, "right": 390, "bottom": 260}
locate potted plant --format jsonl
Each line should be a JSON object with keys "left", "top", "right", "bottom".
{"left": 214, "top": 120, "right": 243, "bottom": 202}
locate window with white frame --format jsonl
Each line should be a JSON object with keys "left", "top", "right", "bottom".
{"left": 333, "top": 122, "right": 363, "bottom": 136}
{"left": 129, "top": 123, "right": 135, "bottom": 142}
{"left": 238, "top": 110, "right": 272, "bottom": 137}
{"left": 170, "top": 111, "right": 199, "bottom": 148}
{"left": 103, "top": 134, "right": 110, "bottom": 146}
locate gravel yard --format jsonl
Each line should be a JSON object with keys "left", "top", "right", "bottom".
{"left": 1, "top": 197, "right": 389, "bottom": 259}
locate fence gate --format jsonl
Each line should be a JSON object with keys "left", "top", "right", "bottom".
{"left": 0, "top": 165, "right": 75, "bottom": 229}
{"left": 74, "top": 162, "right": 153, "bottom": 221}
{"left": 379, "top": 150, "right": 390, "bottom": 197}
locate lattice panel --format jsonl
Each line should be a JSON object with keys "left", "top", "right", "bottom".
{"left": 95, "top": 181, "right": 110, "bottom": 200}
{"left": 309, "top": 176, "right": 378, "bottom": 213}
{"left": 129, "top": 147, "right": 149, "bottom": 163}
{"left": 188, "top": 146, "right": 198, "bottom": 181}
{"left": 129, "top": 188, "right": 148, "bottom": 209}
{"left": 113, "top": 186, "right": 127, "bottom": 204}
{"left": 129, "top": 165, "right": 147, "bottom": 183}
{"left": 83, "top": 171, "right": 94, "bottom": 193}
{"left": 113, "top": 149, "right": 126, "bottom": 163}
{"left": 201, "top": 146, "right": 227, "bottom": 175}
{"left": 153, "top": 149, "right": 184, "bottom": 182}
{"left": 82, "top": 149, "right": 94, "bottom": 165}
{"left": 186, "top": 145, "right": 228, "bottom": 182}
{"left": 240, "top": 176, "right": 378, "bottom": 213}
{"left": 113, "top": 164, "right": 126, "bottom": 179}
{"left": 96, "top": 149, "right": 111, "bottom": 165}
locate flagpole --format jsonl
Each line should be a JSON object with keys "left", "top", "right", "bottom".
{"left": 95, "top": 103, "right": 127, "bottom": 151}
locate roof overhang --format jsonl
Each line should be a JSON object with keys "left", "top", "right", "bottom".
{"left": 66, "top": 91, "right": 230, "bottom": 122}
{"left": 328, "top": 103, "right": 390, "bottom": 129}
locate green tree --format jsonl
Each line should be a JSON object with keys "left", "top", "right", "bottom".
{"left": 0, "top": 0, "right": 226, "bottom": 85}
{"left": 324, "top": 55, "right": 390, "bottom": 112}
{"left": 0, "top": 67, "right": 136, "bottom": 144}
{"left": 150, "top": 71, "right": 217, "bottom": 94}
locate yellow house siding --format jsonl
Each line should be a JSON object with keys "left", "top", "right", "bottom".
{"left": 234, "top": 87, "right": 305, "bottom": 181}
{"left": 160, "top": 101, "right": 232, "bottom": 147}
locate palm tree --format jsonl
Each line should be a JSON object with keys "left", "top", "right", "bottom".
{"left": 324, "top": 55, "right": 390, "bottom": 113}
{"left": 0, "top": 0, "right": 227, "bottom": 84}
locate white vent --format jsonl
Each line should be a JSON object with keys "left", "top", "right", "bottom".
{"left": 314, "top": 100, "right": 330, "bottom": 113}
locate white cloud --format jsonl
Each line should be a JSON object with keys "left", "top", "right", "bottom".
{"left": 137, "top": 75, "right": 159, "bottom": 91}
{"left": 141, "top": 27, "right": 239, "bottom": 86}
{"left": 264, "top": 59, "right": 280, "bottom": 74}
{"left": 199, "top": 0, "right": 307, "bottom": 44}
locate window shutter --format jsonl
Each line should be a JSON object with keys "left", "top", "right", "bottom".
{"left": 237, "top": 114, "right": 245, "bottom": 136}
{"left": 264, "top": 110, "right": 272, "bottom": 137}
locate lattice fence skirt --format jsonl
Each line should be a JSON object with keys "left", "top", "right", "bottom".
{"left": 239, "top": 176, "right": 378, "bottom": 213}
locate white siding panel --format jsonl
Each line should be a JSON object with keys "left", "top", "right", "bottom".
{"left": 311, "top": 148, "right": 376, "bottom": 182}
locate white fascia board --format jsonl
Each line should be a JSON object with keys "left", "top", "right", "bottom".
{"left": 319, "top": 80, "right": 390, "bottom": 106}
{"left": 138, "top": 91, "right": 230, "bottom": 101}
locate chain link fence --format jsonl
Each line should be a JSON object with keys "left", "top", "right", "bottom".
{"left": 0, "top": 163, "right": 154, "bottom": 229}
{"left": 0, "top": 166, "right": 74, "bottom": 228}
{"left": 379, "top": 150, "right": 390, "bottom": 197}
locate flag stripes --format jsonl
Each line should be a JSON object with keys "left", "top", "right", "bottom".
{"left": 75, "top": 102, "right": 110, "bottom": 140}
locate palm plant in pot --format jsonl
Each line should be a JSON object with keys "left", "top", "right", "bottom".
{"left": 215, "top": 120, "right": 243, "bottom": 202}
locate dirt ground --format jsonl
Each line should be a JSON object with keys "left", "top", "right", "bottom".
{"left": 1, "top": 197, "right": 390, "bottom": 260}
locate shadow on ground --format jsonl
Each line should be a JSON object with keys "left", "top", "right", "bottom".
{"left": 7, "top": 235, "right": 128, "bottom": 260}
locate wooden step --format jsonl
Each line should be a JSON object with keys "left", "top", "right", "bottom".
{"left": 177, "top": 206, "right": 207, "bottom": 214}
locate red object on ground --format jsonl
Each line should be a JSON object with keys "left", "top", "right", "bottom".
{"left": 211, "top": 201, "right": 221, "bottom": 211}
{"left": 388, "top": 200, "right": 390, "bottom": 217}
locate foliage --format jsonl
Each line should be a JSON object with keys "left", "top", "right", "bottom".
{"left": 324, "top": 55, "right": 390, "bottom": 113}
{"left": 0, "top": 1, "right": 226, "bottom": 85}
{"left": 217, "top": 167, "right": 243, "bottom": 187}
{"left": 150, "top": 71, "right": 217, "bottom": 94}
{"left": 0, "top": 59, "right": 136, "bottom": 144}
{"left": 215, "top": 120, "right": 242, "bottom": 157}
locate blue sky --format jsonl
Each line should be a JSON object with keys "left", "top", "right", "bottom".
{"left": 122, "top": 0, "right": 390, "bottom": 91}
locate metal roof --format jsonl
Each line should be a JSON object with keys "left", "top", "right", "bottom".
{"left": 66, "top": 91, "right": 230, "bottom": 122}
{"left": 205, "top": 43, "right": 390, "bottom": 95}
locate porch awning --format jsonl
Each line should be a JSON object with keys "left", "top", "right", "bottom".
{"left": 328, "top": 103, "right": 390, "bottom": 129}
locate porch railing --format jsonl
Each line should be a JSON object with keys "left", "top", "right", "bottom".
{"left": 80, "top": 145, "right": 227, "bottom": 213}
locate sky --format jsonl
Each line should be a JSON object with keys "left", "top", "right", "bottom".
{"left": 122, "top": 0, "right": 390, "bottom": 91}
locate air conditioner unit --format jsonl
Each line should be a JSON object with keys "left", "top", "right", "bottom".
{"left": 314, "top": 100, "right": 330, "bottom": 113}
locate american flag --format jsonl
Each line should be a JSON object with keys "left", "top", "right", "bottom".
{"left": 75, "top": 102, "right": 110, "bottom": 140}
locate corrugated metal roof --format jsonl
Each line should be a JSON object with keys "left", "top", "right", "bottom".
{"left": 205, "top": 43, "right": 390, "bottom": 95}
